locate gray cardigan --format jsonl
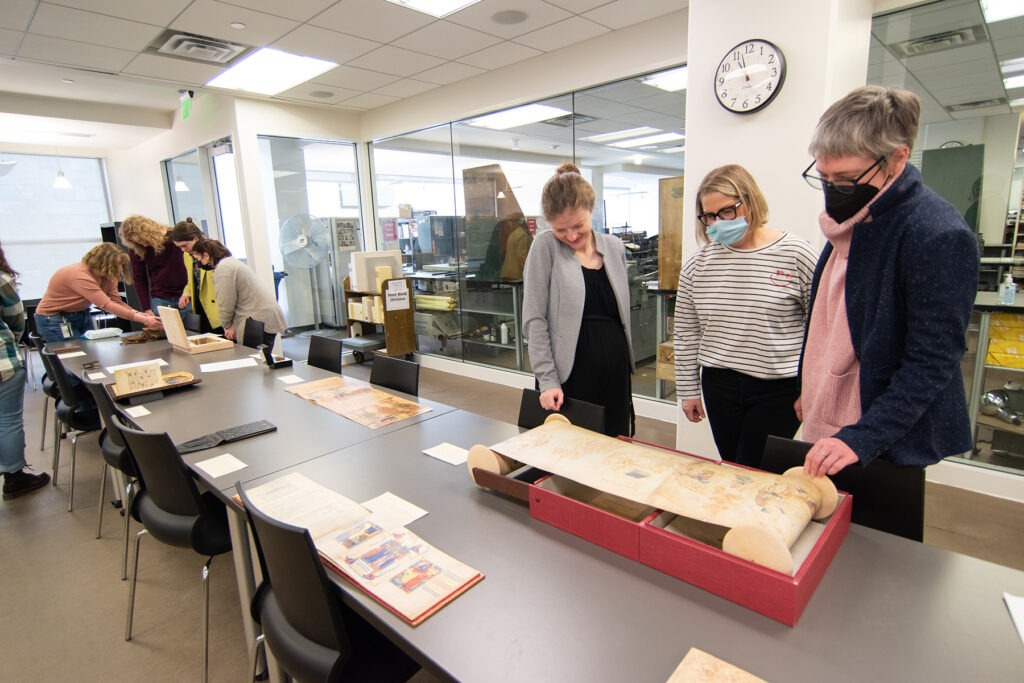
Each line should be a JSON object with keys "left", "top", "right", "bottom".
{"left": 212, "top": 257, "right": 288, "bottom": 334}
{"left": 522, "top": 230, "right": 634, "bottom": 392}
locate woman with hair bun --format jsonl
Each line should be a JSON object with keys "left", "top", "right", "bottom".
{"left": 169, "top": 217, "right": 221, "bottom": 334}
{"left": 522, "top": 162, "right": 634, "bottom": 437}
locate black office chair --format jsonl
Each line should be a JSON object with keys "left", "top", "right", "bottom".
{"left": 19, "top": 298, "right": 40, "bottom": 390}
{"left": 116, "top": 420, "right": 232, "bottom": 683}
{"left": 83, "top": 378, "right": 139, "bottom": 580}
{"left": 369, "top": 354, "right": 419, "bottom": 396}
{"left": 236, "top": 484, "right": 420, "bottom": 683}
{"left": 307, "top": 334, "right": 343, "bottom": 374}
{"left": 760, "top": 435, "right": 926, "bottom": 542}
{"left": 30, "top": 332, "right": 61, "bottom": 452}
{"left": 40, "top": 347, "right": 100, "bottom": 512}
{"left": 241, "top": 318, "right": 268, "bottom": 349}
{"left": 517, "top": 388, "right": 606, "bottom": 433}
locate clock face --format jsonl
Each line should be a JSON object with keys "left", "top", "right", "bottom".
{"left": 715, "top": 39, "right": 786, "bottom": 114}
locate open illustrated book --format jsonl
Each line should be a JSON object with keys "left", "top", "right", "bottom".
{"left": 240, "top": 472, "right": 483, "bottom": 626}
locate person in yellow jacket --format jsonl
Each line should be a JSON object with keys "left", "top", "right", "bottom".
{"left": 169, "top": 217, "right": 222, "bottom": 334}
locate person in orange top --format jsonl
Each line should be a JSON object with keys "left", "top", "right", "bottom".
{"left": 35, "top": 242, "right": 160, "bottom": 343}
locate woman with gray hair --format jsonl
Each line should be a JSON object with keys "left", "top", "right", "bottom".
{"left": 798, "top": 86, "right": 978, "bottom": 479}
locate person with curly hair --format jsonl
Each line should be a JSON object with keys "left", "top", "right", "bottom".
{"left": 118, "top": 215, "right": 187, "bottom": 314}
{"left": 0, "top": 241, "right": 49, "bottom": 500}
{"left": 169, "top": 217, "right": 221, "bottom": 333}
{"left": 35, "top": 242, "right": 160, "bottom": 343}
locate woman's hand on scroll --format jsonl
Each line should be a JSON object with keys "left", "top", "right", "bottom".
{"left": 803, "top": 437, "right": 858, "bottom": 477}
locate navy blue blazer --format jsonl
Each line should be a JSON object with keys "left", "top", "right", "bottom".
{"left": 807, "top": 164, "right": 979, "bottom": 466}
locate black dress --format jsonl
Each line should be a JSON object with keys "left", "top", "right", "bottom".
{"left": 561, "top": 265, "right": 633, "bottom": 436}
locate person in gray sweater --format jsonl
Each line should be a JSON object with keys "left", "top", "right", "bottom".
{"left": 522, "top": 163, "right": 635, "bottom": 436}
{"left": 190, "top": 239, "right": 287, "bottom": 347}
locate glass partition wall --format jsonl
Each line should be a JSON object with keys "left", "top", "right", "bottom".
{"left": 370, "top": 69, "right": 685, "bottom": 402}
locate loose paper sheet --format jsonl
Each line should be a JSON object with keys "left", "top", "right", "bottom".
{"left": 362, "top": 491, "right": 427, "bottom": 528}
{"left": 276, "top": 374, "right": 304, "bottom": 384}
{"left": 87, "top": 372, "right": 106, "bottom": 380}
{"left": 1005, "top": 592, "right": 1024, "bottom": 646}
{"left": 200, "top": 358, "right": 258, "bottom": 373}
{"left": 666, "top": 648, "right": 766, "bottom": 683}
{"left": 423, "top": 442, "right": 468, "bottom": 465}
{"left": 194, "top": 453, "right": 247, "bottom": 478}
{"left": 106, "top": 359, "right": 168, "bottom": 373}
{"left": 124, "top": 405, "right": 151, "bottom": 418}
{"left": 56, "top": 350, "right": 86, "bottom": 358}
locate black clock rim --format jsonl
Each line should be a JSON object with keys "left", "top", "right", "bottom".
{"left": 714, "top": 38, "right": 787, "bottom": 115}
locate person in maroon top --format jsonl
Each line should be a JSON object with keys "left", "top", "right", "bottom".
{"left": 118, "top": 215, "right": 188, "bottom": 314}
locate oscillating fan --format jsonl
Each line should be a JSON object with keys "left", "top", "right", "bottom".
{"left": 279, "top": 214, "right": 332, "bottom": 330}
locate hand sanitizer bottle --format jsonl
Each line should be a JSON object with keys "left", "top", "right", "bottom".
{"left": 999, "top": 272, "right": 1016, "bottom": 305}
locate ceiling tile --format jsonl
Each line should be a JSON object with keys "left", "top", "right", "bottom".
{"left": 48, "top": 0, "right": 192, "bottom": 26}
{"left": 348, "top": 45, "right": 445, "bottom": 77}
{"left": 392, "top": 20, "right": 501, "bottom": 60}
{"left": 18, "top": 34, "right": 137, "bottom": 73}
{"left": 583, "top": 0, "right": 684, "bottom": 30}
{"left": 1, "top": 0, "right": 39, "bottom": 32}
{"left": 929, "top": 82, "right": 1007, "bottom": 104}
{"left": 314, "top": 64, "right": 399, "bottom": 90}
{"left": 170, "top": 0, "right": 298, "bottom": 46}
{"left": 514, "top": 16, "right": 608, "bottom": 51}
{"left": 903, "top": 42, "right": 993, "bottom": 71}
{"left": 122, "top": 52, "right": 225, "bottom": 85}
{"left": 544, "top": 0, "right": 611, "bottom": 12}
{"left": 986, "top": 15, "right": 1024, "bottom": 40}
{"left": 216, "top": 0, "right": 338, "bottom": 23}
{"left": 447, "top": 0, "right": 571, "bottom": 39}
{"left": 272, "top": 24, "right": 380, "bottom": 64}
{"left": 871, "top": 0, "right": 982, "bottom": 44}
{"left": 993, "top": 35, "right": 1024, "bottom": 61}
{"left": 29, "top": 4, "right": 163, "bottom": 52}
{"left": 949, "top": 104, "right": 1011, "bottom": 120}
{"left": 341, "top": 91, "right": 399, "bottom": 109}
{"left": 0, "top": 28, "right": 21, "bottom": 56}
{"left": 274, "top": 83, "right": 362, "bottom": 105}
{"left": 373, "top": 78, "right": 438, "bottom": 98}
{"left": 457, "top": 40, "right": 542, "bottom": 70}
{"left": 413, "top": 60, "right": 485, "bottom": 85}
{"left": 315, "top": 0, "right": 433, "bottom": 44}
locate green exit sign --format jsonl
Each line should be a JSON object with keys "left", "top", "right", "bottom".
{"left": 181, "top": 97, "right": 191, "bottom": 120}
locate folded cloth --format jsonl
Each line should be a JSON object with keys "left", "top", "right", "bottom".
{"left": 83, "top": 328, "right": 123, "bottom": 339}
{"left": 176, "top": 420, "right": 277, "bottom": 454}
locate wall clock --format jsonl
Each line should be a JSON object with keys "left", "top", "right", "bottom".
{"left": 714, "top": 39, "right": 786, "bottom": 114}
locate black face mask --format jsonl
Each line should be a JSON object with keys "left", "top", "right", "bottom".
{"left": 824, "top": 183, "right": 879, "bottom": 224}
{"left": 198, "top": 262, "right": 215, "bottom": 271}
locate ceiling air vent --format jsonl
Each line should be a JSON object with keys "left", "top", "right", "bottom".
{"left": 888, "top": 25, "right": 987, "bottom": 58}
{"left": 945, "top": 97, "right": 1007, "bottom": 112}
{"left": 542, "top": 113, "right": 597, "bottom": 127}
{"left": 147, "top": 30, "right": 251, "bottom": 65}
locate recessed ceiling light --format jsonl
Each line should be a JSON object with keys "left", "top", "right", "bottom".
{"left": 492, "top": 10, "right": 527, "bottom": 25}
{"left": 641, "top": 66, "right": 688, "bottom": 92}
{"left": 207, "top": 48, "right": 338, "bottom": 96}
{"left": 582, "top": 127, "right": 661, "bottom": 143}
{"left": 467, "top": 104, "right": 572, "bottom": 130}
{"left": 610, "top": 132, "right": 685, "bottom": 148}
{"left": 309, "top": 90, "right": 334, "bottom": 98}
{"left": 61, "top": 78, "right": 74, "bottom": 84}
{"left": 1002, "top": 57, "right": 1024, "bottom": 75}
{"left": 1005, "top": 74, "right": 1024, "bottom": 90}
{"left": 981, "top": 0, "right": 1024, "bottom": 23}
{"left": 661, "top": 146, "right": 686, "bottom": 154}
{"left": 230, "top": 22, "right": 247, "bottom": 30}
{"left": 385, "top": 0, "right": 482, "bottom": 18}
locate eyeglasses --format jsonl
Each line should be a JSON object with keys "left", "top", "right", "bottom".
{"left": 697, "top": 200, "right": 743, "bottom": 227}
{"left": 802, "top": 157, "right": 885, "bottom": 195}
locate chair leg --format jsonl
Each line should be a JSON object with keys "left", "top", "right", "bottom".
{"left": 250, "top": 634, "right": 265, "bottom": 682}
{"left": 126, "top": 528, "right": 147, "bottom": 641}
{"left": 96, "top": 462, "right": 108, "bottom": 538}
{"left": 51, "top": 419, "right": 63, "bottom": 485}
{"left": 202, "top": 556, "right": 214, "bottom": 683}
{"left": 38, "top": 395, "right": 48, "bottom": 450}
{"left": 67, "top": 433, "right": 79, "bottom": 512}
{"left": 122, "top": 482, "right": 133, "bottom": 581}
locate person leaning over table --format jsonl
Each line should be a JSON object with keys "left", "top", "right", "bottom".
{"left": 118, "top": 214, "right": 187, "bottom": 314}
{"left": 674, "top": 164, "right": 818, "bottom": 468}
{"left": 169, "top": 217, "right": 222, "bottom": 334}
{"left": 188, "top": 238, "right": 286, "bottom": 347}
{"left": 35, "top": 242, "right": 161, "bottom": 343}
{"left": 0, "top": 241, "right": 50, "bottom": 500}
{"left": 797, "top": 85, "right": 979, "bottom": 479}
{"left": 522, "top": 162, "right": 635, "bottom": 437}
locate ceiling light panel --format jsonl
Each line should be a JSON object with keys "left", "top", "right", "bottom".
{"left": 467, "top": 104, "right": 572, "bottom": 130}
{"left": 610, "top": 132, "right": 685, "bottom": 148}
{"left": 582, "top": 127, "right": 661, "bottom": 143}
{"left": 385, "top": 0, "right": 482, "bottom": 18}
{"left": 207, "top": 48, "right": 337, "bottom": 95}
{"left": 641, "top": 66, "right": 688, "bottom": 92}
{"left": 981, "top": 0, "right": 1024, "bottom": 23}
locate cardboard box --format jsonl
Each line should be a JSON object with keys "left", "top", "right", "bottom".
{"left": 471, "top": 441, "right": 852, "bottom": 626}
{"left": 656, "top": 341, "right": 675, "bottom": 381}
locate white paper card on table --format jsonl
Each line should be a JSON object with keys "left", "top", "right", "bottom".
{"left": 199, "top": 358, "right": 258, "bottom": 373}
{"left": 87, "top": 372, "right": 106, "bottom": 380}
{"left": 423, "top": 442, "right": 468, "bottom": 465}
{"left": 194, "top": 453, "right": 247, "bottom": 478}
{"left": 56, "top": 350, "right": 86, "bottom": 358}
{"left": 106, "top": 359, "right": 168, "bottom": 373}
{"left": 277, "top": 374, "right": 303, "bottom": 384}
{"left": 124, "top": 405, "right": 151, "bottom": 418}
{"left": 361, "top": 491, "right": 427, "bottom": 528}
{"left": 1005, "top": 592, "right": 1024, "bottom": 646}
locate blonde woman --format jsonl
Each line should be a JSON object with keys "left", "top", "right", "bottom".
{"left": 674, "top": 164, "right": 818, "bottom": 467}
{"left": 118, "top": 215, "right": 187, "bottom": 314}
{"left": 35, "top": 243, "right": 160, "bottom": 342}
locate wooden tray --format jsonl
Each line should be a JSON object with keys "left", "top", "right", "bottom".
{"left": 111, "top": 371, "right": 202, "bottom": 400}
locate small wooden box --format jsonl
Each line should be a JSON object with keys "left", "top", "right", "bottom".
{"left": 655, "top": 341, "right": 675, "bottom": 381}
{"left": 158, "top": 306, "right": 234, "bottom": 355}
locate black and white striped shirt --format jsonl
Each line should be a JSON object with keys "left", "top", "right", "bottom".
{"left": 673, "top": 232, "right": 819, "bottom": 399}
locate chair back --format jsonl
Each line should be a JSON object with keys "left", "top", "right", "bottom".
{"left": 181, "top": 310, "right": 202, "bottom": 333}
{"left": 369, "top": 354, "right": 419, "bottom": 396}
{"left": 307, "top": 334, "right": 343, "bottom": 374}
{"left": 517, "top": 388, "right": 605, "bottom": 433}
{"left": 116, "top": 420, "right": 206, "bottom": 519}
{"left": 761, "top": 435, "right": 925, "bottom": 541}
{"left": 236, "top": 484, "right": 352, "bottom": 677}
{"left": 81, "top": 378, "right": 137, "bottom": 478}
{"left": 40, "top": 348, "right": 81, "bottom": 410}
{"left": 241, "top": 318, "right": 266, "bottom": 349}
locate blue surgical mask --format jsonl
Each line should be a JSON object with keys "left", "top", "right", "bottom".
{"left": 706, "top": 216, "right": 748, "bottom": 245}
